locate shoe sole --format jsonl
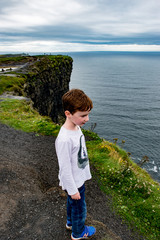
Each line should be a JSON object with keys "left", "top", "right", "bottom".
{"left": 71, "top": 233, "right": 95, "bottom": 240}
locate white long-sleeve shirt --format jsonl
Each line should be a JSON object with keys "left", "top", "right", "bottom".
{"left": 55, "top": 126, "right": 92, "bottom": 196}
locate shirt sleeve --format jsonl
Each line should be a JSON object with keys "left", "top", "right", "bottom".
{"left": 55, "top": 139, "right": 78, "bottom": 196}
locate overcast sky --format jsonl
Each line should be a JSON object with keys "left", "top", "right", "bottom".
{"left": 0, "top": 0, "right": 160, "bottom": 53}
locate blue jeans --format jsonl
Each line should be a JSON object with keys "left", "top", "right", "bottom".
{"left": 67, "top": 184, "right": 87, "bottom": 237}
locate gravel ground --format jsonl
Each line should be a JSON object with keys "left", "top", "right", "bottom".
{"left": 0, "top": 123, "right": 145, "bottom": 240}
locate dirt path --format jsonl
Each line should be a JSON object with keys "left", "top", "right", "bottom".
{"left": 0, "top": 123, "right": 145, "bottom": 240}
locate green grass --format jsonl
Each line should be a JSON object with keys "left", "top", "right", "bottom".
{"left": 0, "top": 55, "right": 28, "bottom": 64}
{"left": 87, "top": 140, "right": 160, "bottom": 240}
{"left": 0, "top": 75, "right": 26, "bottom": 95}
{"left": 0, "top": 99, "right": 60, "bottom": 136}
{"left": 0, "top": 98, "right": 160, "bottom": 239}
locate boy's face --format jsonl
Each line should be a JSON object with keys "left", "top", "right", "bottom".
{"left": 67, "top": 110, "right": 90, "bottom": 127}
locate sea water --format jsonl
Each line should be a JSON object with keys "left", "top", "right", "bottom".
{"left": 69, "top": 51, "right": 160, "bottom": 182}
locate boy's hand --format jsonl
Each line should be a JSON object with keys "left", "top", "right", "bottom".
{"left": 71, "top": 192, "right": 81, "bottom": 200}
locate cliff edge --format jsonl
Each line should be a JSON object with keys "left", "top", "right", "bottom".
{"left": 24, "top": 55, "right": 73, "bottom": 123}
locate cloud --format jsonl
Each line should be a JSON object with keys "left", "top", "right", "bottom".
{"left": 1, "top": 0, "right": 84, "bottom": 31}
{"left": 0, "top": 0, "right": 160, "bottom": 52}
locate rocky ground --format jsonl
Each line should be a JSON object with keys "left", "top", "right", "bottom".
{"left": 0, "top": 123, "right": 145, "bottom": 240}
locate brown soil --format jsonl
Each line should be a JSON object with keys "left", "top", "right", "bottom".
{"left": 0, "top": 123, "right": 145, "bottom": 240}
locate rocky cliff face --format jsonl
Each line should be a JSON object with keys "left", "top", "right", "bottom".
{"left": 24, "top": 55, "right": 73, "bottom": 123}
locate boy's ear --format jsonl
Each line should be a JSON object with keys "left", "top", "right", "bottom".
{"left": 64, "top": 110, "right": 71, "bottom": 117}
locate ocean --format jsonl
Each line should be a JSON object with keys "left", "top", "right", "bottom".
{"left": 68, "top": 51, "right": 160, "bottom": 182}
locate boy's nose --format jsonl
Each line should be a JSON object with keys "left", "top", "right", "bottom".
{"left": 85, "top": 115, "right": 89, "bottom": 122}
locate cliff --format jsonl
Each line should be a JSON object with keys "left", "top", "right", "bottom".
{"left": 23, "top": 55, "right": 73, "bottom": 123}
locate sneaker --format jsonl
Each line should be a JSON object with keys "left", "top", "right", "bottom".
{"left": 66, "top": 220, "right": 72, "bottom": 230}
{"left": 71, "top": 226, "right": 96, "bottom": 239}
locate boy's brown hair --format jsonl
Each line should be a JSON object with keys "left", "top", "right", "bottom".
{"left": 62, "top": 89, "right": 93, "bottom": 114}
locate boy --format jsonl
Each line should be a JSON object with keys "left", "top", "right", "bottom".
{"left": 55, "top": 89, "right": 96, "bottom": 240}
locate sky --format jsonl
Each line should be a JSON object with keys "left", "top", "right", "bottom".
{"left": 0, "top": 0, "right": 160, "bottom": 53}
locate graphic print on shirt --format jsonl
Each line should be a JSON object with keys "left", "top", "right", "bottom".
{"left": 78, "top": 135, "right": 89, "bottom": 169}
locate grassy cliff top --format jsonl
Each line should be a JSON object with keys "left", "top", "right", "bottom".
{"left": 0, "top": 54, "right": 73, "bottom": 95}
{"left": 0, "top": 54, "right": 72, "bottom": 66}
